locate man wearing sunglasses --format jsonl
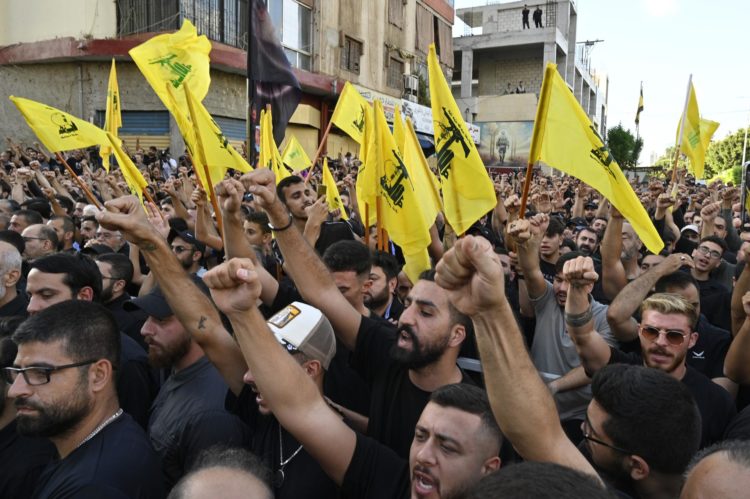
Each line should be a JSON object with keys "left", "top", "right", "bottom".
{"left": 563, "top": 255, "right": 735, "bottom": 448}
{"left": 5, "top": 301, "right": 164, "bottom": 498}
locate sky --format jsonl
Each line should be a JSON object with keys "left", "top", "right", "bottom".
{"left": 453, "top": 0, "right": 750, "bottom": 165}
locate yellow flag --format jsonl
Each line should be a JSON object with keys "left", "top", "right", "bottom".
{"left": 531, "top": 63, "right": 663, "bottom": 254}
{"left": 10, "top": 96, "right": 112, "bottom": 153}
{"left": 322, "top": 158, "right": 349, "bottom": 221}
{"left": 331, "top": 82, "right": 371, "bottom": 146}
{"left": 404, "top": 118, "right": 442, "bottom": 228}
{"left": 356, "top": 107, "right": 378, "bottom": 227}
{"left": 106, "top": 132, "right": 148, "bottom": 207}
{"left": 281, "top": 135, "right": 311, "bottom": 173}
{"left": 184, "top": 83, "right": 251, "bottom": 181}
{"left": 428, "top": 44, "right": 496, "bottom": 235}
{"left": 393, "top": 105, "right": 406, "bottom": 155}
{"left": 677, "top": 83, "right": 719, "bottom": 179}
{"left": 373, "top": 101, "right": 432, "bottom": 281}
{"left": 129, "top": 19, "right": 211, "bottom": 123}
{"left": 100, "top": 59, "right": 122, "bottom": 171}
{"left": 259, "top": 109, "right": 289, "bottom": 184}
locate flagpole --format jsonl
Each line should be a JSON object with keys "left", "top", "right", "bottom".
{"left": 183, "top": 85, "right": 224, "bottom": 237}
{"left": 247, "top": 0, "right": 257, "bottom": 167}
{"left": 304, "top": 119, "right": 335, "bottom": 184}
{"left": 55, "top": 153, "right": 103, "bottom": 210}
{"left": 671, "top": 74, "right": 692, "bottom": 185}
{"left": 636, "top": 81, "right": 642, "bottom": 142}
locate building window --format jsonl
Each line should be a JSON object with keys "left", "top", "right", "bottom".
{"left": 341, "top": 36, "right": 362, "bottom": 74}
{"left": 387, "top": 58, "right": 404, "bottom": 90}
{"left": 388, "top": 0, "right": 403, "bottom": 27}
{"left": 269, "top": 0, "right": 312, "bottom": 70}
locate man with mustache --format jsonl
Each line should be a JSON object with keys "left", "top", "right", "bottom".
{"left": 562, "top": 255, "right": 735, "bottom": 447}
{"left": 5, "top": 301, "right": 163, "bottom": 498}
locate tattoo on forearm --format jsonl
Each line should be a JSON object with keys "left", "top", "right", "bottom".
{"left": 140, "top": 242, "right": 158, "bottom": 252}
{"left": 198, "top": 316, "right": 207, "bottom": 330}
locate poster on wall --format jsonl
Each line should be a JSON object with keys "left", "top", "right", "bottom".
{"left": 476, "top": 121, "right": 533, "bottom": 167}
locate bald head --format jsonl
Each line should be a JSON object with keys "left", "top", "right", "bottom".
{"left": 169, "top": 467, "right": 272, "bottom": 499}
{"left": 682, "top": 440, "right": 750, "bottom": 498}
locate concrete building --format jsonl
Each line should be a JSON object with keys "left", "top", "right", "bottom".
{"left": 451, "top": 0, "right": 608, "bottom": 170}
{"left": 0, "top": 0, "right": 455, "bottom": 160}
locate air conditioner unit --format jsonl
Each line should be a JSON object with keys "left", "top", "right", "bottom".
{"left": 403, "top": 74, "right": 419, "bottom": 99}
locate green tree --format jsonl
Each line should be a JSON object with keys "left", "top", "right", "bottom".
{"left": 653, "top": 146, "right": 689, "bottom": 172}
{"left": 606, "top": 124, "right": 643, "bottom": 169}
{"left": 706, "top": 128, "right": 747, "bottom": 174}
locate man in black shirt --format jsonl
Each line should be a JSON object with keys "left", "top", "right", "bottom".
{"left": 564, "top": 256, "right": 734, "bottom": 447}
{"left": 95, "top": 253, "right": 148, "bottom": 350}
{"left": 690, "top": 236, "right": 732, "bottom": 331}
{"left": 253, "top": 169, "right": 475, "bottom": 458}
{"left": 366, "top": 250, "right": 405, "bottom": 323}
{"left": 5, "top": 301, "right": 164, "bottom": 498}
{"left": 203, "top": 257, "right": 502, "bottom": 499}
{"left": 24, "top": 253, "right": 156, "bottom": 429}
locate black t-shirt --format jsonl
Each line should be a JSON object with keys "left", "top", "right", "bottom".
{"left": 539, "top": 259, "right": 557, "bottom": 284}
{"left": 724, "top": 404, "right": 750, "bottom": 440}
{"left": 106, "top": 293, "right": 148, "bottom": 351}
{"left": 32, "top": 414, "right": 165, "bottom": 499}
{"left": 118, "top": 332, "right": 157, "bottom": 430}
{"left": 341, "top": 432, "right": 410, "bottom": 499}
{"left": 688, "top": 316, "right": 732, "bottom": 380}
{"left": 226, "top": 386, "right": 342, "bottom": 499}
{"left": 352, "top": 316, "right": 475, "bottom": 459}
{"left": 0, "top": 420, "right": 56, "bottom": 499}
{"left": 607, "top": 348, "right": 735, "bottom": 447}
{"left": 696, "top": 278, "right": 731, "bottom": 331}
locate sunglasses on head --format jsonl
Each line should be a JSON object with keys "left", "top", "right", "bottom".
{"left": 639, "top": 325, "right": 689, "bottom": 346}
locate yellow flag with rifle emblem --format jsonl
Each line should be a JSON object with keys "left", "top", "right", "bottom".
{"left": 281, "top": 135, "right": 312, "bottom": 174}
{"left": 331, "top": 82, "right": 371, "bottom": 147}
{"left": 676, "top": 82, "right": 719, "bottom": 180}
{"left": 259, "top": 109, "right": 290, "bottom": 184}
{"left": 10, "top": 96, "right": 114, "bottom": 153}
{"left": 531, "top": 63, "right": 663, "bottom": 254}
{"left": 100, "top": 59, "right": 122, "bottom": 171}
{"left": 372, "top": 100, "right": 432, "bottom": 282}
{"left": 322, "top": 157, "right": 348, "bottom": 221}
{"left": 105, "top": 132, "right": 148, "bottom": 207}
{"left": 129, "top": 19, "right": 211, "bottom": 124}
{"left": 404, "top": 117, "right": 442, "bottom": 229}
{"left": 428, "top": 44, "right": 496, "bottom": 235}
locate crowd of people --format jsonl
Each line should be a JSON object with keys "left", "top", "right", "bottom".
{"left": 0, "top": 137, "right": 749, "bottom": 499}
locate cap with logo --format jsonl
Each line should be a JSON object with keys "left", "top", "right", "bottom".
{"left": 266, "top": 302, "right": 336, "bottom": 370}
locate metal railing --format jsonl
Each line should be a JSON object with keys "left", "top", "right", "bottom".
{"left": 117, "top": 0, "right": 249, "bottom": 49}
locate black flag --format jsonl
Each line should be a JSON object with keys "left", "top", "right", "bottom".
{"left": 248, "top": 0, "right": 302, "bottom": 147}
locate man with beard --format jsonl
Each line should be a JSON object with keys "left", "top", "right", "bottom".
{"left": 0, "top": 316, "right": 56, "bottom": 498}
{"left": 79, "top": 216, "right": 99, "bottom": 246}
{"left": 203, "top": 256, "right": 502, "bottom": 499}
{"left": 21, "top": 224, "right": 58, "bottom": 261}
{"left": 240, "top": 168, "right": 475, "bottom": 459}
{"left": 436, "top": 236, "right": 702, "bottom": 499}
{"left": 126, "top": 283, "right": 248, "bottom": 489}
{"left": 168, "top": 229, "right": 206, "bottom": 276}
{"left": 5, "top": 301, "right": 164, "bottom": 498}
{"left": 563, "top": 255, "right": 735, "bottom": 447}
{"left": 96, "top": 194, "right": 343, "bottom": 499}
{"left": 47, "top": 215, "right": 76, "bottom": 252}
{"left": 366, "top": 251, "right": 404, "bottom": 322}
{"left": 95, "top": 253, "right": 148, "bottom": 350}
{"left": 575, "top": 227, "right": 600, "bottom": 259}
{"left": 24, "top": 253, "right": 155, "bottom": 429}
{"left": 510, "top": 215, "right": 617, "bottom": 442}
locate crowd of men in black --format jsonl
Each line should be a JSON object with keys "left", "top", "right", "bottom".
{"left": 0, "top": 140, "right": 750, "bottom": 498}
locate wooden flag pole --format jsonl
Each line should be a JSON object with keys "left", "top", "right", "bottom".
{"left": 55, "top": 153, "right": 103, "bottom": 210}
{"left": 304, "top": 119, "right": 335, "bottom": 184}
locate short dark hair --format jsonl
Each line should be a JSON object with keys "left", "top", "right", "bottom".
{"left": 655, "top": 271, "right": 699, "bottom": 294}
{"left": 50, "top": 215, "right": 76, "bottom": 236}
{"left": 35, "top": 225, "right": 59, "bottom": 248}
{"left": 30, "top": 253, "right": 102, "bottom": 302}
{"left": 20, "top": 199, "right": 50, "bottom": 220}
{"left": 592, "top": 364, "right": 701, "bottom": 474}
{"left": 55, "top": 196, "right": 74, "bottom": 215}
{"left": 245, "top": 211, "right": 271, "bottom": 234}
{"left": 561, "top": 238, "right": 577, "bottom": 252}
{"left": 81, "top": 215, "right": 99, "bottom": 227}
{"left": 95, "top": 253, "right": 134, "bottom": 284}
{"left": 169, "top": 446, "right": 272, "bottom": 499}
{"left": 371, "top": 251, "right": 400, "bottom": 280}
{"left": 545, "top": 217, "right": 565, "bottom": 236}
{"left": 419, "top": 269, "right": 473, "bottom": 337}
{"left": 430, "top": 384, "right": 503, "bottom": 451}
{"left": 12, "top": 301, "right": 120, "bottom": 370}
{"left": 276, "top": 175, "right": 304, "bottom": 204}
{"left": 13, "top": 209, "right": 43, "bottom": 226}
{"left": 322, "top": 240, "right": 371, "bottom": 278}
{"left": 577, "top": 227, "right": 600, "bottom": 243}
{"left": 465, "top": 462, "right": 613, "bottom": 499}
{"left": 700, "top": 235, "right": 728, "bottom": 253}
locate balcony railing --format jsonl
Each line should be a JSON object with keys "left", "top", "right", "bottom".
{"left": 117, "top": 0, "right": 249, "bottom": 50}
